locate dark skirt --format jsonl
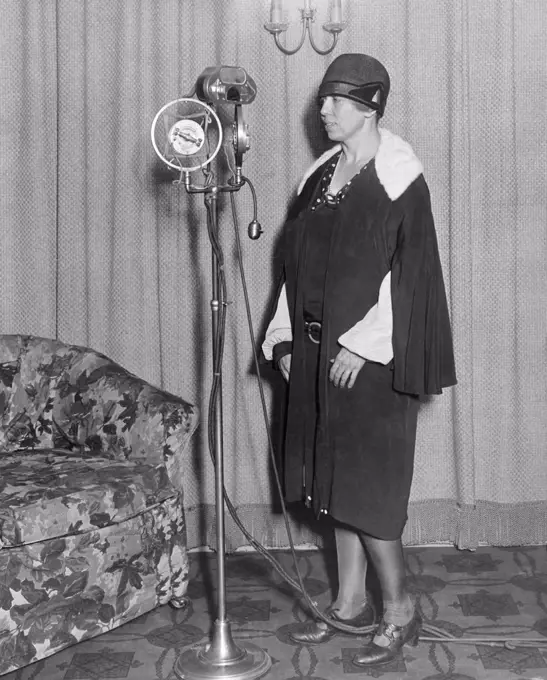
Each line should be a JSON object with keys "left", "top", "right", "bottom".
{"left": 290, "top": 333, "right": 420, "bottom": 540}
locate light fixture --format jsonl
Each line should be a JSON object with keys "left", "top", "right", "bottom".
{"left": 264, "top": 0, "right": 346, "bottom": 56}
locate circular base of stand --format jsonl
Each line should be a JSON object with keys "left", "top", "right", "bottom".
{"left": 173, "top": 641, "right": 272, "bottom": 680}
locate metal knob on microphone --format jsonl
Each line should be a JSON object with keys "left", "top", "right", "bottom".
{"left": 248, "top": 219, "right": 263, "bottom": 240}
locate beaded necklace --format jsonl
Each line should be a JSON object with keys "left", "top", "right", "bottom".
{"left": 310, "top": 153, "right": 370, "bottom": 212}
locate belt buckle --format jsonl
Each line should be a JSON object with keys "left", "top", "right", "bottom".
{"left": 306, "top": 320, "right": 321, "bottom": 344}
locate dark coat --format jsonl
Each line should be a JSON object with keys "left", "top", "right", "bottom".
{"left": 272, "top": 136, "right": 457, "bottom": 536}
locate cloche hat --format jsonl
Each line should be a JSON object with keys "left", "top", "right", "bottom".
{"left": 318, "top": 53, "right": 390, "bottom": 116}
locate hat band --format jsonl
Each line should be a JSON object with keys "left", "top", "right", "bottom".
{"left": 318, "top": 80, "right": 383, "bottom": 111}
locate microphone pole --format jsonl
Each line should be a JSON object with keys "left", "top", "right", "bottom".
{"left": 173, "top": 121, "right": 270, "bottom": 680}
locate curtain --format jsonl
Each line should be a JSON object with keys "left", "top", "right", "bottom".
{"left": 1, "top": 0, "right": 546, "bottom": 550}
{"left": 0, "top": 2, "right": 58, "bottom": 336}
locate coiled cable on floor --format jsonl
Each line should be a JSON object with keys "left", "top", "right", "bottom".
{"left": 199, "top": 181, "right": 547, "bottom": 652}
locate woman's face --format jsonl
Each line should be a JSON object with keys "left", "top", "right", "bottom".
{"left": 320, "top": 95, "right": 373, "bottom": 143}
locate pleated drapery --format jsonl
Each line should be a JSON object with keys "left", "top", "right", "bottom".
{"left": 1, "top": 0, "right": 546, "bottom": 549}
{"left": 0, "top": 1, "right": 59, "bottom": 337}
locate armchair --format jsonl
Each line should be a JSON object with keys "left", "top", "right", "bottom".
{"left": 0, "top": 334, "right": 199, "bottom": 674}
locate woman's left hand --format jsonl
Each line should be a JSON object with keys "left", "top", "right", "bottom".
{"left": 329, "top": 347, "right": 366, "bottom": 389}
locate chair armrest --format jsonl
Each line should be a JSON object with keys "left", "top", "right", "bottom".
{"left": 134, "top": 384, "right": 199, "bottom": 490}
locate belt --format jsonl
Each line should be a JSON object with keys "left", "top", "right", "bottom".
{"left": 304, "top": 319, "right": 322, "bottom": 344}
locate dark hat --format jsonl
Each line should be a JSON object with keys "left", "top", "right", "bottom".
{"left": 318, "top": 53, "right": 390, "bottom": 116}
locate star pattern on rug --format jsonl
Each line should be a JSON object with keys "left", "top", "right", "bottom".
{"left": 57, "top": 649, "right": 143, "bottom": 679}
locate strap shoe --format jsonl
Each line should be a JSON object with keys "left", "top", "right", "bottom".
{"left": 352, "top": 609, "right": 422, "bottom": 666}
{"left": 289, "top": 601, "right": 376, "bottom": 645}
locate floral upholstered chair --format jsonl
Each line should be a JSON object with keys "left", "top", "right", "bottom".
{"left": 0, "top": 334, "right": 199, "bottom": 675}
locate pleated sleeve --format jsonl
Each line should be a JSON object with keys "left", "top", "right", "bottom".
{"left": 391, "top": 177, "right": 457, "bottom": 395}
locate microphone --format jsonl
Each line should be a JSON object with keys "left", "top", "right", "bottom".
{"left": 195, "top": 66, "right": 257, "bottom": 105}
{"left": 194, "top": 65, "right": 262, "bottom": 239}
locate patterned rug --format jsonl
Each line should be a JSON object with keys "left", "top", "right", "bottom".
{"left": 3, "top": 545, "right": 547, "bottom": 680}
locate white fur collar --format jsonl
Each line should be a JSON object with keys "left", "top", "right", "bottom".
{"left": 297, "top": 128, "right": 423, "bottom": 201}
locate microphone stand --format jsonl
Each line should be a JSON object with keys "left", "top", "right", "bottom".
{"left": 174, "top": 174, "right": 271, "bottom": 680}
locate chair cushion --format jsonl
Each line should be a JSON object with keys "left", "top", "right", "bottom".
{"left": 0, "top": 449, "right": 178, "bottom": 547}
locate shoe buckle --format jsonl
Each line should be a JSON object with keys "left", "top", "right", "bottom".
{"left": 381, "top": 621, "right": 401, "bottom": 641}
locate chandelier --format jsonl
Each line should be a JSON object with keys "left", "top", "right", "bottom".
{"left": 264, "top": 0, "right": 347, "bottom": 56}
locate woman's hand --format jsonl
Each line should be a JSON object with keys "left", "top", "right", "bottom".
{"left": 278, "top": 354, "right": 292, "bottom": 382}
{"left": 329, "top": 347, "right": 366, "bottom": 389}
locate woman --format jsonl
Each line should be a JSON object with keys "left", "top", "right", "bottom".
{"left": 262, "top": 53, "right": 456, "bottom": 667}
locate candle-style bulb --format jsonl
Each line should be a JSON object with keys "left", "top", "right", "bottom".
{"left": 270, "top": 0, "right": 283, "bottom": 23}
{"left": 331, "top": 0, "right": 342, "bottom": 23}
